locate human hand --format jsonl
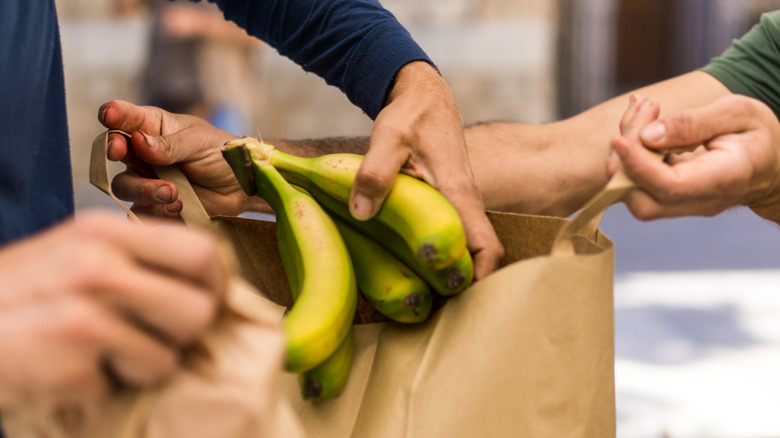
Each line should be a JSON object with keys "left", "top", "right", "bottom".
{"left": 0, "top": 210, "right": 229, "bottom": 409}
{"left": 609, "top": 94, "right": 780, "bottom": 223}
{"left": 99, "top": 99, "right": 267, "bottom": 219}
{"left": 353, "top": 61, "right": 504, "bottom": 279}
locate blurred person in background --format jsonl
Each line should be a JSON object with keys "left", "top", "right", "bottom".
{"left": 106, "top": 9, "right": 780, "bottom": 232}
{"left": 138, "top": 0, "right": 263, "bottom": 136}
{"left": 0, "top": 0, "right": 504, "bottom": 435}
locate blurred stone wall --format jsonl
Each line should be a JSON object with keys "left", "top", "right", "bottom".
{"left": 55, "top": 0, "right": 558, "bottom": 211}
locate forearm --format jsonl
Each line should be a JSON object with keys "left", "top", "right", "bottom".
{"left": 467, "top": 71, "right": 733, "bottom": 216}
{"left": 269, "top": 136, "right": 370, "bottom": 158}
{"left": 248, "top": 72, "right": 732, "bottom": 217}
{"left": 210, "top": 0, "right": 431, "bottom": 118}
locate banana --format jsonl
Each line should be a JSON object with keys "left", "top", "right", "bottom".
{"left": 299, "top": 328, "right": 354, "bottom": 401}
{"left": 333, "top": 217, "right": 433, "bottom": 323}
{"left": 238, "top": 139, "right": 467, "bottom": 270}
{"left": 302, "top": 183, "right": 473, "bottom": 296}
{"left": 223, "top": 140, "right": 357, "bottom": 374}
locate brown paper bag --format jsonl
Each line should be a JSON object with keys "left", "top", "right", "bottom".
{"left": 8, "top": 130, "right": 634, "bottom": 437}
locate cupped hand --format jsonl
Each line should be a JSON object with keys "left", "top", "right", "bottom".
{"left": 351, "top": 61, "right": 504, "bottom": 279}
{"left": 0, "top": 210, "right": 230, "bottom": 409}
{"left": 98, "top": 99, "right": 263, "bottom": 219}
{"left": 610, "top": 94, "right": 780, "bottom": 223}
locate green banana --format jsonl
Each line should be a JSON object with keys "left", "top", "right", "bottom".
{"left": 299, "top": 328, "right": 354, "bottom": 401}
{"left": 223, "top": 139, "right": 357, "bottom": 374}
{"left": 333, "top": 218, "right": 433, "bottom": 323}
{"left": 241, "top": 139, "right": 467, "bottom": 270}
{"left": 302, "top": 183, "right": 473, "bottom": 296}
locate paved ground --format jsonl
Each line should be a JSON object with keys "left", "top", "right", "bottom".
{"left": 614, "top": 270, "right": 780, "bottom": 438}
{"left": 601, "top": 205, "right": 780, "bottom": 437}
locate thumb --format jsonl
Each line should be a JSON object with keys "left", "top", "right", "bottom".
{"left": 350, "top": 144, "right": 409, "bottom": 221}
{"left": 639, "top": 95, "right": 762, "bottom": 150}
{"left": 129, "top": 131, "right": 181, "bottom": 167}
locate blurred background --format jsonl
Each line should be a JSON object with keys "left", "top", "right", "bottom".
{"left": 55, "top": 0, "right": 780, "bottom": 437}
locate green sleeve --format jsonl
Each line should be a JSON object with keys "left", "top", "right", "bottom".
{"left": 701, "top": 10, "right": 780, "bottom": 119}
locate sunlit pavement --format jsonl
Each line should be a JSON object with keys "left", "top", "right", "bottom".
{"left": 604, "top": 205, "right": 780, "bottom": 437}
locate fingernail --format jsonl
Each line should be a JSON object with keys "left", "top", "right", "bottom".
{"left": 640, "top": 98, "right": 654, "bottom": 112}
{"left": 166, "top": 200, "right": 183, "bottom": 213}
{"left": 99, "top": 104, "right": 108, "bottom": 124}
{"left": 640, "top": 122, "right": 666, "bottom": 143}
{"left": 156, "top": 185, "right": 172, "bottom": 202}
{"left": 351, "top": 194, "right": 376, "bottom": 221}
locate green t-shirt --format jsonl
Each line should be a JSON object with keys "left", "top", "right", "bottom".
{"left": 702, "top": 10, "right": 780, "bottom": 119}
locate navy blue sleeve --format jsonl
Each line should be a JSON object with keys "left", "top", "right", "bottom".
{"left": 207, "top": 0, "right": 433, "bottom": 119}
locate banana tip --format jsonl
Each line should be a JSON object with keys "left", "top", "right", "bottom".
{"left": 403, "top": 292, "right": 421, "bottom": 309}
{"left": 418, "top": 243, "right": 438, "bottom": 260}
{"left": 303, "top": 378, "right": 324, "bottom": 400}
{"left": 445, "top": 268, "right": 465, "bottom": 290}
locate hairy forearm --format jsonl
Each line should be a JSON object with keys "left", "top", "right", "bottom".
{"left": 255, "top": 72, "right": 732, "bottom": 217}
{"left": 465, "top": 71, "right": 733, "bottom": 216}
{"left": 270, "top": 136, "right": 371, "bottom": 158}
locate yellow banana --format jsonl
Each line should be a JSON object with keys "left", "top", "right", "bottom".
{"left": 223, "top": 139, "right": 357, "bottom": 374}
{"left": 303, "top": 183, "right": 473, "bottom": 296}
{"left": 333, "top": 218, "right": 433, "bottom": 323}
{"left": 239, "top": 139, "right": 467, "bottom": 270}
{"left": 299, "top": 328, "right": 354, "bottom": 401}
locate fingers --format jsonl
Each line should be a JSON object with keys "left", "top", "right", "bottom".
{"left": 438, "top": 180, "right": 504, "bottom": 280}
{"left": 72, "top": 249, "right": 218, "bottom": 345}
{"left": 613, "top": 135, "right": 740, "bottom": 219}
{"left": 100, "top": 99, "right": 168, "bottom": 136}
{"left": 52, "top": 296, "right": 179, "bottom": 389}
{"left": 639, "top": 95, "right": 765, "bottom": 149}
{"left": 71, "top": 211, "right": 230, "bottom": 302}
{"left": 112, "top": 168, "right": 179, "bottom": 206}
{"left": 350, "top": 127, "right": 411, "bottom": 220}
{"left": 620, "top": 94, "right": 660, "bottom": 138}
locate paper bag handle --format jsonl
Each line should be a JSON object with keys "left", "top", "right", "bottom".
{"left": 551, "top": 153, "right": 664, "bottom": 255}
{"left": 90, "top": 130, "right": 216, "bottom": 232}
{"left": 90, "top": 129, "right": 284, "bottom": 319}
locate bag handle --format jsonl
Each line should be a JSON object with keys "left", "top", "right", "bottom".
{"left": 551, "top": 153, "right": 664, "bottom": 255}
{"left": 90, "top": 130, "right": 216, "bottom": 232}
{"left": 90, "top": 129, "right": 285, "bottom": 321}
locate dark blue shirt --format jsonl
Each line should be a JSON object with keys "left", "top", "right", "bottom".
{"left": 0, "top": 0, "right": 431, "bottom": 248}
{"left": 209, "top": 0, "right": 432, "bottom": 119}
{"left": 0, "top": 0, "right": 74, "bottom": 245}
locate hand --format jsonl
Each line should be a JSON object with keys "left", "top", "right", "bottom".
{"left": 352, "top": 61, "right": 504, "bottom": 279}
{"left": 98, "top": 100, "right": 266, "bottom": 219}
{"left": 609, "top": 94, "right": 780, "bottom": 223}
{"left": 0, "top": 210, "right": 229, "bottom": 409}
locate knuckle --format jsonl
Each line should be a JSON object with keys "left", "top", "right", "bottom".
{"left": 51, "top": 300, "right": 105, "bottom": 343}
{"left": 63, "top": 245, "right": 115, "bottom": 291}
{"left": 374, "top": 120, "right": 414, "bottom": 146}
{"left": 178, "top": 294, "right": 219, "bottom": 343}
{"left": 355, "top": 166, "right": 395, "bottom": 196}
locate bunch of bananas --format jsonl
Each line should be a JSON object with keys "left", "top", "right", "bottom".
{"left": 222, "top": 137, "right": 474, "bottom": 402}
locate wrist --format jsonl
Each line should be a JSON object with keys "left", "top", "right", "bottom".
{"left": 386, "top": 61, "right": 442, "bottom": 104}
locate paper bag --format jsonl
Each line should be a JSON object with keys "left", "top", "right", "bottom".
{"left": 7, "top": 129, "right": 632, "bottom": 437}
